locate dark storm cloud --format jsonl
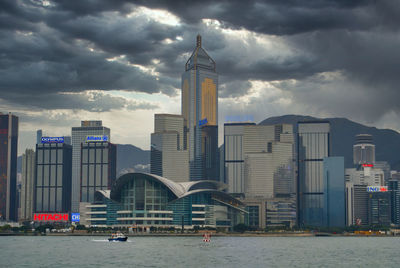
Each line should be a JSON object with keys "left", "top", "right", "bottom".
{"left": 1, "top": 0, "right": 400, "bottom": 124}
{"left": 130, "top": 0, "right": 400, "bottom": 34}
{"left": 0, "top": 91, "right": 158, "bottom": 112}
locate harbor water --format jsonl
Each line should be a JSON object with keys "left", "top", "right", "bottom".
{"left": 1, "top": 236, "right": 399, "bottom": 267}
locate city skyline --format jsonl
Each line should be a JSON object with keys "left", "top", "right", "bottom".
{"left": 1, "top": 1, "right": 400, "bottom": 156}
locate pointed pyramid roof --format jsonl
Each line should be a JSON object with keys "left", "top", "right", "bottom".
{"left": 185, "top": 35, "right": 216, "bottom": 72}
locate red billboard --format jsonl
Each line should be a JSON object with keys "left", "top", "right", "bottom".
{"left": 33, "top": 213, "right": 69, "bottom": 221}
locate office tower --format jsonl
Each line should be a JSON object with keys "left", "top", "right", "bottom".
{"left": 345, "top": 167, "right": 384, "bottom": 186}
{"left": 20, "top": 149, "right": 35, "bottom": 221}
{"left": 353, "top": 134, "right": 375, "bottom": 166}
{"left": 368, "top": 191, "right": 391, "bottom": 226}
{"left": 297, "top": 121, "right": 330, "bottom": 227}
{"left": 323, "top": 157, "right": 345, "bottom": 227}
{"left": 34, "top": 139, "right": 72, "bottom": 213}
{"left": 239, "top": 124, "right": 295, "bottom": 198}
{"left": 240, "top": 124, "right": 296, "bottom": 229}
{"left": 244, "top": 142, "right": 294, "bottom": 198}
{"left": 80, "top": 140, "right": 116, "bottom": 203}
{"left": 388, "top": 178, "right": 400, "bottom": 225}
{"left": 224, "top": 122, "right": 256, "bottom": 195}
{"left": 346, "top": 183, "right": 368, "bottom": 226}
{"left": 71, "top": 120, "right": 110, "bottom": 212}
{"left": 150, "top": 114, "right": 189, "bottom": 182}
{"left": 374, "top": 161, "right": 391, "bottom": 183}
{"left": 36, "top": 130, "right": 43, "bottom": 145}
{"left": 0, "top": 112, "right": 18, "bottom": 221}
{"left": 182, "top": 35, "right": 219, "bottom": 181}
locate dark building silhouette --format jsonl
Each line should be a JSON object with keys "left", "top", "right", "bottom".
{"left": 0, "top": 112, "right": 18, "bottom": 221}
{"left": 80, "top": 141, "right": 116, "bottom": 203}
{"left": 34, "top": 141, "right": 72, "bottom": 213}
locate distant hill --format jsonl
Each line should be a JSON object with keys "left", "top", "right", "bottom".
{"left": 260, "top": 115, "right": 400, "bottom": 170}
{"left": 116, "top": 144, "right": 150, "bottom": 176}
{"left": 17, "top": 144, "right": 150, "bottom": 177}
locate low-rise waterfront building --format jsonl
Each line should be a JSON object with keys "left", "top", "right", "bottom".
{"left": 80, "top": 173, "right": 246, "bottom": 229}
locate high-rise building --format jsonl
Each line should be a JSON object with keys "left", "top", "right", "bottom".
{"left": 374, "top": 161, "right": 391, "bottom": 184}
{"left": 0, "top": 112, "right": 18, "bottom": 221}
{"left": 345, "top": 166, "right": 384, "bottom": 186}
{"left": 224, "top": 122, "right": 256, "bottom": 195}
{"left": 71, "top": 120, "right": 110, "bottom": 212}
{"left": 241, "top": 124, "right": 295, "bottom": 198}
{"left": 346, "top": 183, "right": 368, "bottom": 226}
{"left": 353, "top": 134, "right": 375, "bottom": 166}
{"left": 388, "top": 178, "right": 400, "bottom": 225}
{"left": 244, "top": 141, "right": 294, "bottom": 198}
{"left": 34, "top": 139, "right": 72, "bottom": 213}
{"left": 80, "top": 140, "right": 116, "bottom": 203}
{"left": 36, "top": 130, "right": 43, "bottom": 145}
{"left": 368, "top": 191, "right": 391, "bottom": 226}
{"left": 182, "top": 35, "right": 219, "bottom": 181}
{"left": 297, "top": 121, "right": 330, "bottom": 227}
{"left": 20, "top": 149, "right": 35, "bottom": 221}
{"left": 150, "top": 114, "right": 189, "bottom": 182}
{"left": 239, "top": 124, "right": 296, "bottom": 229}
{"left": 323, "top": 157, "right": 345, "bottom": 227}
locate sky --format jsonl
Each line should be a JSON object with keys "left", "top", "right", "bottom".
{"left": 1, "top": 0, "right": 400, "bottom": 155}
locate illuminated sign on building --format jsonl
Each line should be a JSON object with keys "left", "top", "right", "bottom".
{"left": 225, "top": 115, "right": 254, "bottom": 123}
{"left": 33, "top": 213, "right": 69, "bottom": 221}
{"left": 71, "top": 213, "right": 80, "bottom": 222}
{"left": 86, "top": 135, "right": 108, "bottom": 142}
{"left": 41, "top": 137, "right": 64, "bottom": 144}
{"left": 367, "top": 186, "right": 388, "bottom": 192}
{"left": 362, "top": 164, "right": 374, "bottom": 167}
{"left": 199, "top": 118, "right": 208, "bottom": 126}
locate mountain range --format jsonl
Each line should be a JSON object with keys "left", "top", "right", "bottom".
{"left": 260, "top": 115, "right": 400, "bottom": 170}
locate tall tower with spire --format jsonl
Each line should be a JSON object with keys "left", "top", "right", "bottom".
{"left": 182, "top": 35, "right": 219, "bottom": 181}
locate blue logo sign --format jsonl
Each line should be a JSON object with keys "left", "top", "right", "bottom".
{"left": 86, "top": 135, "right": 108, "bottom": 142}
{"left": 71, "top": 213, "right": 80, "bottom": 222}
{"left": 199, "top": 118, "right": 208, "bottom": 126}
{"left": 367, "top": 186, "right": 388, "bottom": 192}
{"left": 41, "top": 137, "right": 64, "bottom": 144}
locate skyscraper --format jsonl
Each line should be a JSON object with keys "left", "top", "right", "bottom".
{"left": 71, "top": 121, "right": 110, "bottom": 212}
{"left": 182, "top": 35, "right": 219, "bottom": 181}
{"left": 150, "top": 114, "right": 189, "bottom": 182}
{"left": 353, "top": 134, "right": 375, "bottom": 166}
{"left": 0, "top": 112, "right": 18, "bottom": 221}
{"left": 80, "top": 140, "right": 116, "bottom": 203}
{"left": 36, "top": 130, "right": 43, "bottom": 145}
{"left": 20, "top": 149, "right": 35, "bottom": 221}
{"left": 323, "top": 157, "right": 345, "bottom": 227}
{"left": 297, "top": 121, "right": 330, "bottom": 227}
{"left": 34, "top": 138, "right": 72, "bottom": 213}
{"left": 224, "top": 122, "right": 256, "bottom": 195}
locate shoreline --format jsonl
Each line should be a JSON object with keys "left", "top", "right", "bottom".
{"left": 0, "top": 232, "right": 396, "bottom": 237}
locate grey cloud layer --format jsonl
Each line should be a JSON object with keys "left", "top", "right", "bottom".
{"left": 1, "top": 0, "right": 400, "bottom": 125}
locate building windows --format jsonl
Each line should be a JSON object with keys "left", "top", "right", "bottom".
{"left": 35, "top": 143, "right": 72, "bottom": 213}
{"left": 246, "top": 206, "right": 259, "bottom": 227}
{"left": 80, "top": 142, "right": 116, "bottom": 203}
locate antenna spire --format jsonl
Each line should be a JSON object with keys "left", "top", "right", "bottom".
{"left": 196, "top": 34, "right": 202, "bottom": 48}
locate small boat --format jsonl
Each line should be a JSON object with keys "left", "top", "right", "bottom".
{"left": 108, "top": 232, "right": 128, "bottom": 242}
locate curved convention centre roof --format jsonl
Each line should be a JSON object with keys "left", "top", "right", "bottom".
{"left": 94, "top": 190, "right": 111, "bottom": 201}
{"left": 109, "top": 172, "right": 235, "bottom": 204}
